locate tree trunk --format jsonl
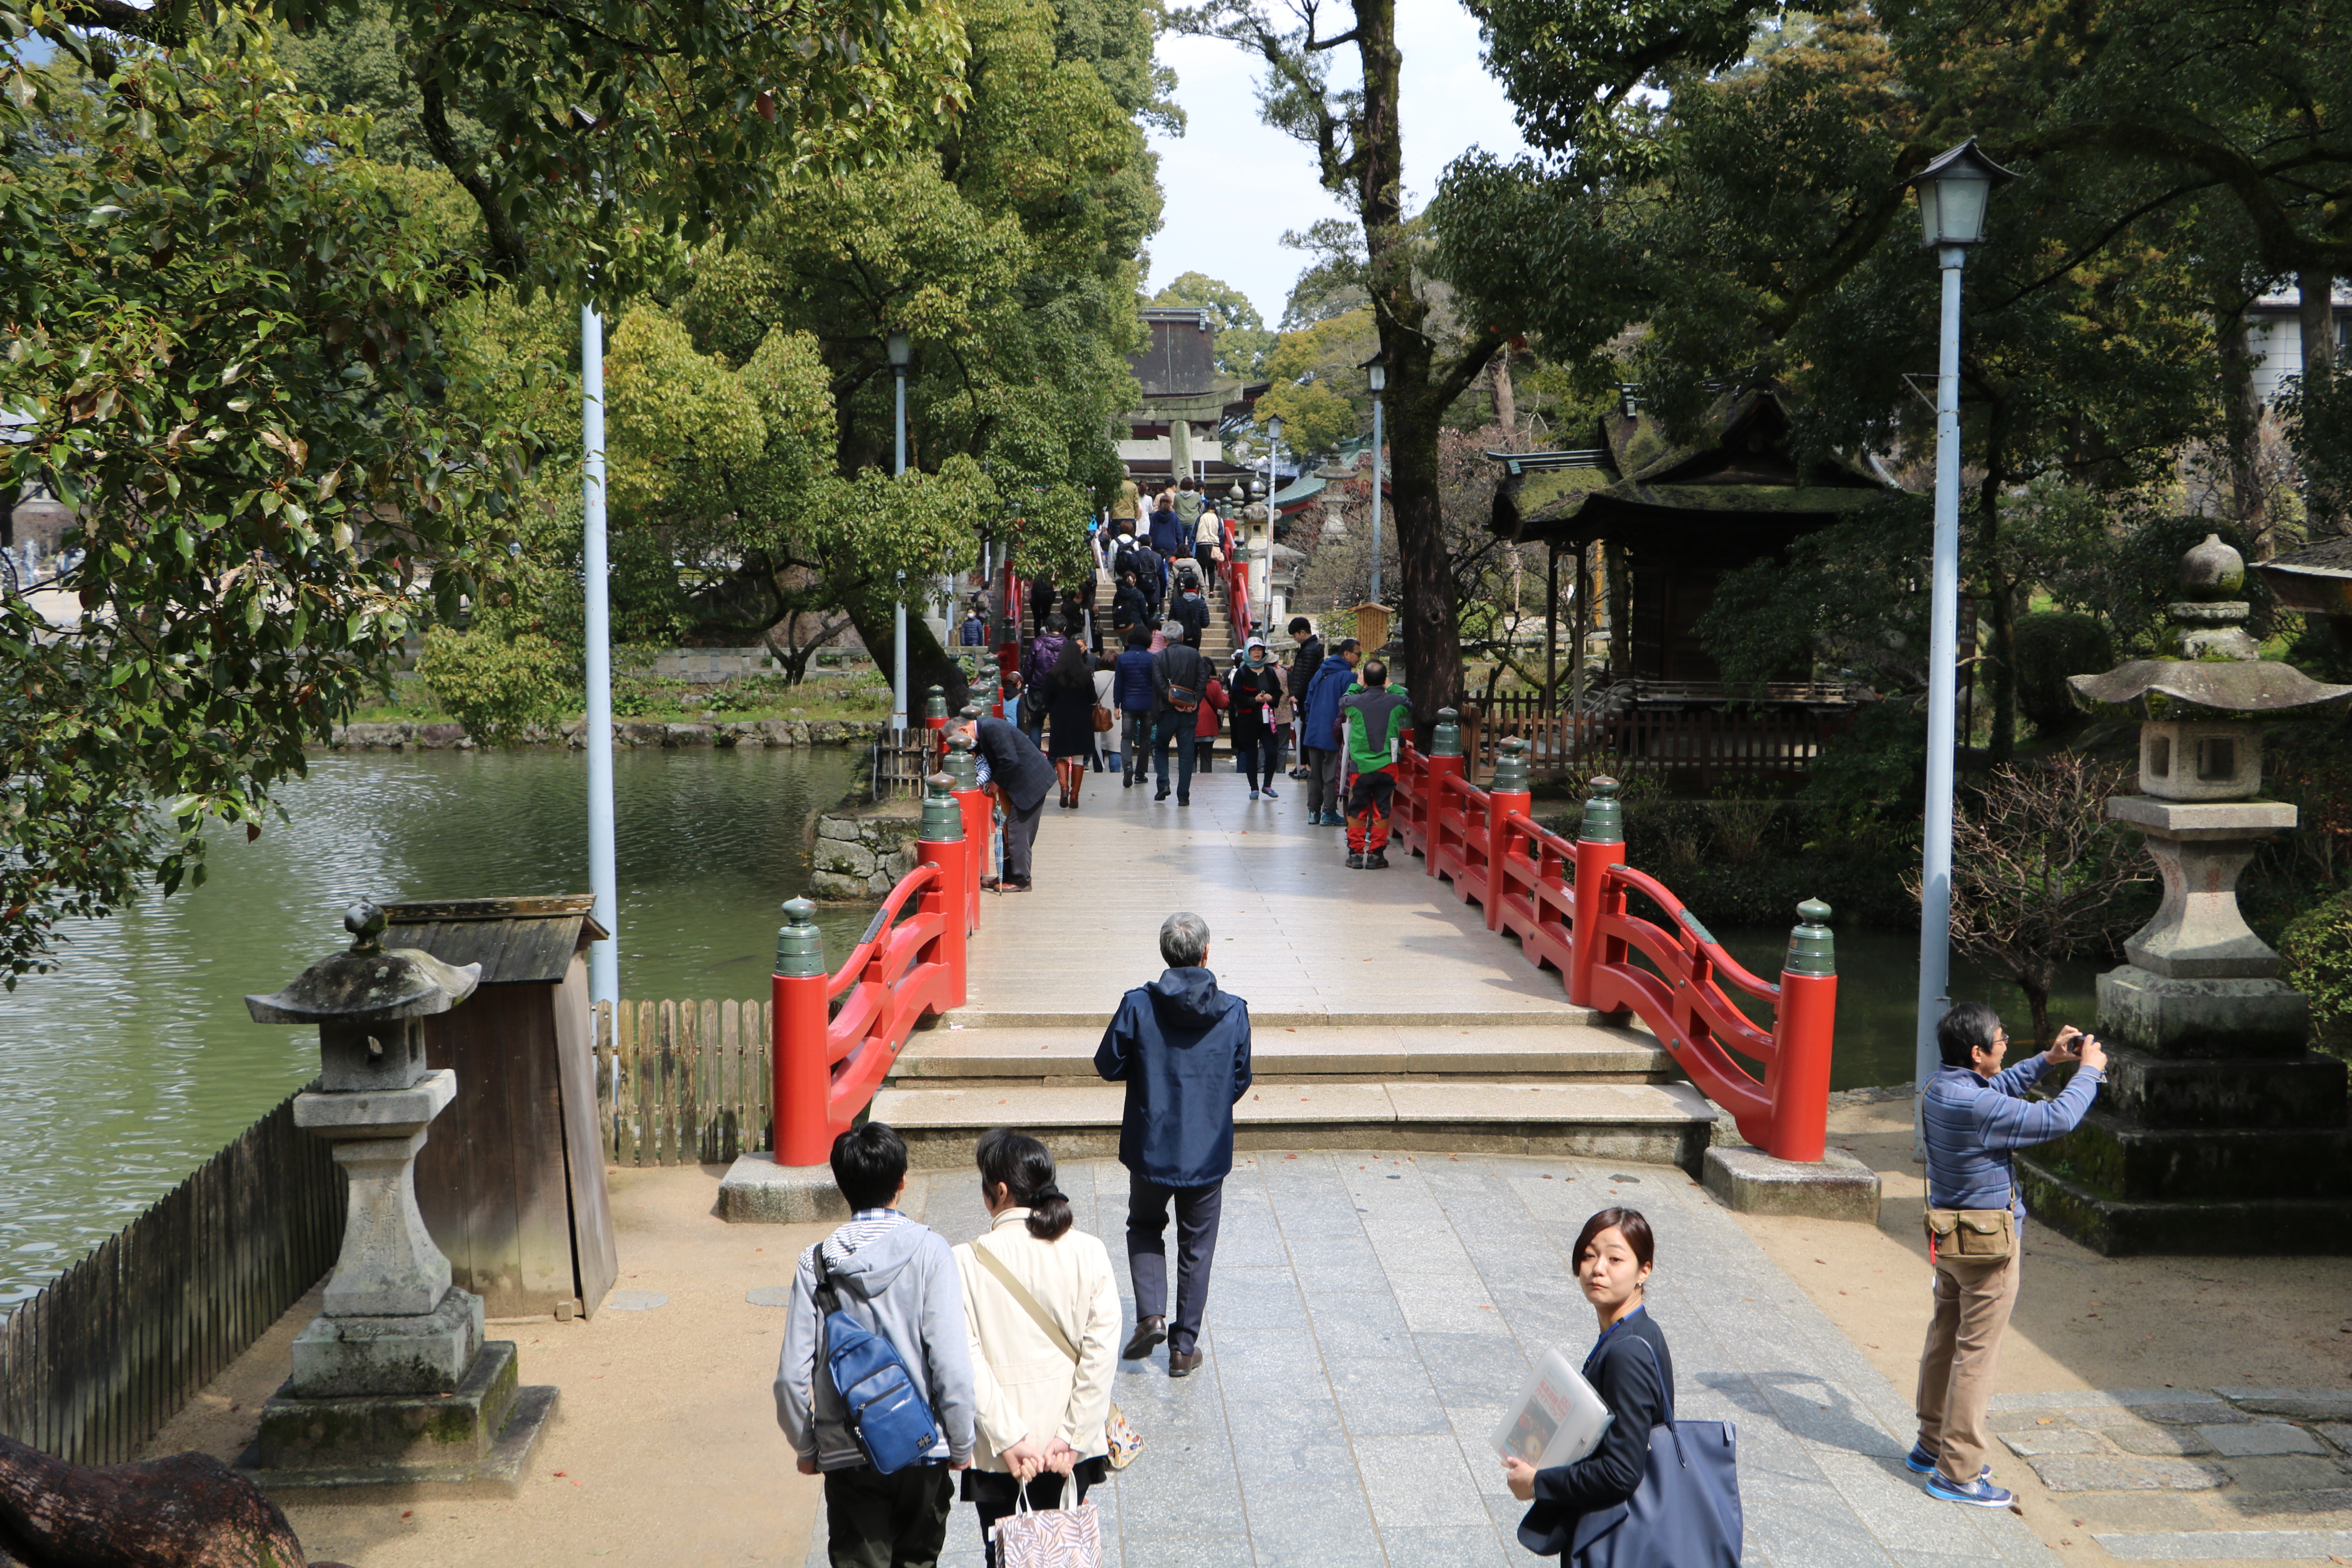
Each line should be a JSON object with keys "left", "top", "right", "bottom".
{"left": 0, "top": 1436, "right": 340, "bottom": 1568}
{"left": 2298, "top": 270, "right": 2337, "bottom": 377}
{"left": 1491, "top": 353, "right": 1517, "bottom": 437}
{"left": 845, "top": 588, "right": 970, "bottom": 715}
{"left": 2218, "top": 306, "right": 2272, "bottom": 552}
{"left": 1386, "top": 392, "right": 1465, "bottom": 720}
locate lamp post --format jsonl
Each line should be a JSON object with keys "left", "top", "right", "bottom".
{"left": 1361, "top": 353, "right": 1387, "bottom": 604}
{"left": 1263, "top": 416, "right": 1283, "bottom": 622}
{"left": 580, "top": 305, "right": 617, "bottom": 1010}
{"left": 1904, "top": 138, "right": 2015, "bottom": 1145}
{"left": 887, "top": 330, "right": 911, "bottom": 732}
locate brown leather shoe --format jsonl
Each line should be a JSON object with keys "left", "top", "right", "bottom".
{"left": 1168, "top": 1348, "right": 1203, "bottom": 1378}
{"left": 1121, "top": 1316, "right": 1166, "bottom": 1360}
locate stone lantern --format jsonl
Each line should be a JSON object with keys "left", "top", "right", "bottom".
{"left": 2014, "top": 536, "right": 2352, "bottom": 1253}
{"left": 241, "top": 903, "right": 557, "bottom": 1488}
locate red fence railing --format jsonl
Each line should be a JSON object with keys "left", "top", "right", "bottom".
{"left": 1391, "top": 712, "right": 1839, "bottom": 1162}
{"left": 772, "top": 771, "right": 984, "bottom": 1167}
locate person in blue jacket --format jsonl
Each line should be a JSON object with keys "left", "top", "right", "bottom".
{"left": 1148, "top": 500, "right": 1188, "bottom": 561}
{"left": 1093, "top": 910, "right": 1252, "bottom": 1379}
{"left": 1911, "top": 1002, "right": 2107, "bottom": 1507}
{"left": 1299, "top": 638, "right": 1359, "bottom": 826}
{"left": 1111, "top": 626, "right": 1160, "bottom": 789}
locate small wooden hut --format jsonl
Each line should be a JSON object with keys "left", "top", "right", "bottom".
{"left": 385, "top": 895, "right": 618, "bottom": 1320}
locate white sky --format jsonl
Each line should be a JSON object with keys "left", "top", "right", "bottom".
{"left": 1144, "top": 4, "right": 1533, "bottom": 330}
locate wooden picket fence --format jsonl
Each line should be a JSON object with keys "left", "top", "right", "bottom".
{"left": 1470, "top": 699, "right": 1858, "bottom": 790}
{"left": 0, "top": 1091, "right": 343, "bottom": 1467}
{"left": 595, "top": 999, "right": 777, "bottom": 1166}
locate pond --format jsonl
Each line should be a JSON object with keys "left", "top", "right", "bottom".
{"left": 1711, "top": 924, "right": 2102, "bottom": 1093}
{"left": 0, "top": 744, "right": 863, "bottom": 1307}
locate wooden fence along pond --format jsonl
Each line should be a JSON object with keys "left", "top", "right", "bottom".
{"left": 0, "top": 1093, "right": 342, "bottom": 1468}
{"left": 595, "top": 999, "right": 779, "bottom": 1166}
{"left": 0, "top": 997, "right": 780, "bottom": 1468}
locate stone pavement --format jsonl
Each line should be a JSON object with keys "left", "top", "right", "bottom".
{"left": 1985, "top": 1389, "right": 2352, "bottom": 1561}
{"left": 802, "top": 1149, "right": 2059, "bottom": 1568}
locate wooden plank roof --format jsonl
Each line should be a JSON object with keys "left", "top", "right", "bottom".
{"left": 382, "top": 895, "right": 607, "bottom": 986}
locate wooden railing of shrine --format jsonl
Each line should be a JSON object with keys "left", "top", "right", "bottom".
{"left": 1467, "top": 691, "right": 1858, "bottom": 789}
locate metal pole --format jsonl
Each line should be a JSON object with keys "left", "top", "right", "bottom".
{"left": 1368, "top": 393, "right": 1385, "bottom": 604}
{"left": 891, "top": 365, "right": 909, "bottom": 732}
{"left": 1915, "top": 247, "right": 1967, "bottom": 1152}
{"left": 581, "top": 303, "right": 618, "bottom": 1010}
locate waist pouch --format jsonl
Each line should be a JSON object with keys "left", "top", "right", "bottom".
{"left": 1924, "top": 1207, "right": 2014, "bottom": 1261}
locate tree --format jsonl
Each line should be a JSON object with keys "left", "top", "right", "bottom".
{"left": 32, "top": 0, "right": 975, "bottom": 303}
{"left": 1256, "top": 307, "right": 1376, "bottom": 456}
{"left": 1151, "top": 272, "right": 1274, "bottom": 380}
{"left": 1171, "top": 0, "right": 1514, "bottom": 724}
{"left": 1932, "top": 756, "right": 2150, "bottom": 1044}
{"left": 0, "top": 27, "right": 530, "bottom": 978}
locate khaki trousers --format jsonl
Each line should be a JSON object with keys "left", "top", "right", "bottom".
{"left": 1913, "top": 1243, "right": 2022, "bottom": 1485}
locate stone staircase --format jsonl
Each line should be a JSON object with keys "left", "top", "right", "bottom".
{"left": 874, "top": 1012, "right": 1717, "bottom": 1172}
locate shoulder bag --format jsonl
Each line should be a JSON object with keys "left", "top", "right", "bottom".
{"left": 1569, "top": 1338, "right": 1742, "bottom": 1568}
{"left": 969, "top": 1240, "right": 1143, "bottom": 1470}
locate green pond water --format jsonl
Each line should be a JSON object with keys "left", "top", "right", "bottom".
{"left": 0, "top": 742, "right": 2098, "bottom": 1307}
{"left": 0, "top": 745, "right": 863, "bottom": 1308}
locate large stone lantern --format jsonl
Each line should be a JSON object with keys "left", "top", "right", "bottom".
{"left": 241, "top": 903, "right": 557, "bottom": 1489}
{"left": 2015, "top": 536, "right": 2352, "bottom": 1253}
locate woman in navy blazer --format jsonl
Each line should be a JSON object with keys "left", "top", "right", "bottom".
{"left": 1505, "top": 1207, "right": 1674, "bottom": 1560}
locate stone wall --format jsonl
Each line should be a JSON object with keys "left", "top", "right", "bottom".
{"left": 808, "top": 801, "right": 925, "bottom": 900}
{"left": 325, "top": 719, "right": 889, "bottom": 751}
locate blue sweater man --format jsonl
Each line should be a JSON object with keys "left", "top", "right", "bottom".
{"left": 1094, "top": 910, "right": 1252, "bottom": 1378}
{"left": 1911, "top": 1001, "right": 2107, "bottom": 1508}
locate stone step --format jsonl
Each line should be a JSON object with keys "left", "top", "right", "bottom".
{"left": 889, "top": 1022, "right": 1668, "bottom": 1089}
{"left": 871, "top": 1080, "right": 1717, "bottom": 1171}
{"left": 2016, "top": 1156, "right": 2352, "bottom": 1255}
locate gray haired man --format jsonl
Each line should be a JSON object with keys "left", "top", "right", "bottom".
{"left": 1093, "top": 911, "right": 1254, "bottom": 1376}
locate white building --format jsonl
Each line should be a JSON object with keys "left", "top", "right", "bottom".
{"left": 2248, "top": 283, "right": 2352, "bottom": 405}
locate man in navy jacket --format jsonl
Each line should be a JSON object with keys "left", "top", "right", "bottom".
{"left": 1094, "top": 911, "right": 1252, "bottom": 1378}
{"left": 1298, "top": 639, "right": 1359, "bottom": 826}
{"left": 953, "top": 713, "right": 1054, "bottom": 892}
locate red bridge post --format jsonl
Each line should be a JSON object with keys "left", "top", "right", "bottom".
{"left": 1570, "top": 777, "right": 1626, "bottom": 1009}
{"left": 771, "top": 898, "right": 833, "bottom": 1167}
{"left": 918, "top": 772, "right": 968, "bottom": 1010}
{"left": 1485, "top": 737, "right": 1532, "bottom": 932}
{"left": 946, "top": 727, "right": 989, "bottom": 931}
{"left": 1423, "top": 707, "right": 1465, "bottom": 879}
{"left": 1765, "top": 900, "right": 1838, "bottom": 1162}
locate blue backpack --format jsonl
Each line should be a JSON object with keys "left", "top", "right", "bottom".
{"left": 814, "top": 1250, "right": 941, "bottom": 1475}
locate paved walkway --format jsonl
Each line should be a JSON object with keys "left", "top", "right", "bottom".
{"left": 956, "top": 761, "right": 1587, "bottom": 1025}
{"left": 804, "top": 1149, "right": 2058, "bottom": 1568}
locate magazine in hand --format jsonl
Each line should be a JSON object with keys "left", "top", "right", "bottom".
{"left": 1491, "top": 1346, "right": 1613, "bottom": 1469}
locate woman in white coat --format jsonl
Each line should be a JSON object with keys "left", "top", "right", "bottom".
{"left": 955, "top": 1129, "right": 1120, "bottom": 1566}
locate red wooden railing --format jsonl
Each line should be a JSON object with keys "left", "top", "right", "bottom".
{"left": 1391, "top": 712, "right": 1839, "bottom": 1162}
{"left": 771, "top": 775, "right": 984, "bottom": 1167}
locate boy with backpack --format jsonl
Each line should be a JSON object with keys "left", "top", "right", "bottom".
{"left": 777, "top": 1123, "right": 977, "bottom": 1568}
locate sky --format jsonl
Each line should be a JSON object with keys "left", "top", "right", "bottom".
{"left": 1144, "top": 7, "right": 1534, "bottom": 331}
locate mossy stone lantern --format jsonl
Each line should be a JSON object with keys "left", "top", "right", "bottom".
{"left": 2013, "top": 536, "right": 2352, "bottom": 1254}
{"left": 241, "top": 902, "right": 557, "bottom": 1488}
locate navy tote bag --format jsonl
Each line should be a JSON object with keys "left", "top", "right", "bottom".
{"left": 1569, "top": 1340, "right": 1742, "bottom": 1568}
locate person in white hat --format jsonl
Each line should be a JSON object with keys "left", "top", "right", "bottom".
{"left": 1228, "top": 637, "right": 1287, "bottom": 800}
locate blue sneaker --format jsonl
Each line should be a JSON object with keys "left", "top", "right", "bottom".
{"left": 1906, "top": 1444, "right": 1991, "bottom": 1481}
{"left": 1922, "top": 1472, "right": 2012, "bottom": 1508}
{"left": 1262, "top": 785, "right": 1279, "bottom": 799}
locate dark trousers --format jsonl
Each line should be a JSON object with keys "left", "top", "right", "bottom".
{"left": 1236, "top": 729, "right": 1279, "bottom": 789}
{"left": 1347, "top": 766, "right": 1397, "bottom": 852}
{"left": 969, "top": 1471, "right": 1096, "bottom": 1568}
{"left": 824, "top": 1463, "right": 954, "bottom": 1568}
{"left": 1122, "top": 711, "right": 1154, "bottom": 779}
{"left": 1127, "top": 1172, "right": 1224, "bottom": 1354}
{"left": 1000, "top": 792, "right": 1044, "bottom": 884}
{"left": 1301, "top": 746, "right": 1338, "bottom": 817}
{"left": 1152, "top": 712, "right": 1197, "bottom": 802}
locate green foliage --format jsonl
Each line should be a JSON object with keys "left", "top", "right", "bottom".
{"left": 1700, "top": 496, "right": 1933, "bottom": 694}
{"left": 2276, "top": 889, "right": 2352, "bottom": 1056}
{"left": 416, "top": 626, "right": 570, "bottom": 744}
{"left": 1151, "top": 272, "right": 1273, "bottom": 380}
{"left": 0, "top": 24, "right": 530, "bottom": 981}
{"left": 1258, "top": 308, "right": 1376, "bottom": 457}
{"left": 2011, "top": 613, "right": 2113, "bottom": 737}
{"left": 1799, "top": 702, "right": 1929, "bottom": 857}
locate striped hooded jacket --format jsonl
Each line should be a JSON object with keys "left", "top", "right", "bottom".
{"left": 1921, "top": 1055, "right": 2104, "bottom": 1217}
